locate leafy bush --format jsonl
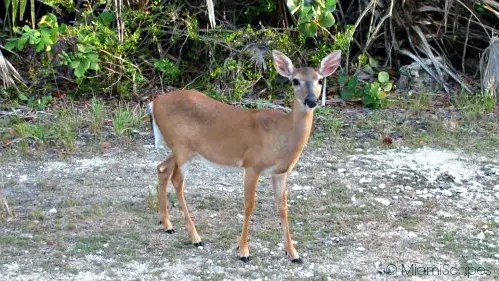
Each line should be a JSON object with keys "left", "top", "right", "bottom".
{"left": 287, "top": 0, "right": 337, "bottom": 37}
{"left": 338, "top": 71, "right": 392, "bottom": 108}
{"left": 5, "top": 13, "right": 64, "bottom": 53}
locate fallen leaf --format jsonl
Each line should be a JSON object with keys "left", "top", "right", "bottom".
{"left": 382, "top": 136, "right": 393, "bottom": 145}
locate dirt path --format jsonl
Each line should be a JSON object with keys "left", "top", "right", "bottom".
{"left": 1, "top": 144, "right": 498, "bottom": 280}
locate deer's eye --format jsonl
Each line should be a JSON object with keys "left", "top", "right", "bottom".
{"left": 318, "top": 79, "right": 323, "bottom": 85}
{"left": 292, "top": 79, "right": 300, "bottom": 86}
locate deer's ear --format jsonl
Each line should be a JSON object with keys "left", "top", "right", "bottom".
{"left": 319, "top": 50, "right": 341, "bottom": 77}
{"left": 272, "top": 50, "right": 295, "bottom": 78}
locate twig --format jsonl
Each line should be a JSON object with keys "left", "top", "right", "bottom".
{"left": 462, "top": 14, "right": 472, "bottom": 74}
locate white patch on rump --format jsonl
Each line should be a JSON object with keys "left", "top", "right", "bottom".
{"left": 147, "top": 102, "right": 169, "bottom": 150}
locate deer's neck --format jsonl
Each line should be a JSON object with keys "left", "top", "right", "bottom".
{"left": 286, "top": 99, "right": 314, "bottom": 153}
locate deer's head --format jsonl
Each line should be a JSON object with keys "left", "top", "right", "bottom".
{"left": 272, "top": 50, "right": 341, "bottom": 110}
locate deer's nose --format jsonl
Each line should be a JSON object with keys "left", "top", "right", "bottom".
{"left": 304, "top": 96, "right": 317, "bottom": 108}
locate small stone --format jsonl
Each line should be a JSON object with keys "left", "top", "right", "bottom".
{"left": 290, "top": 171, "right": 299, "bottom": 177}
{"left": 115, "top": 177, "right": 122, "bottom": 181}
{"left": 359, "top": 177, "right": 372, "bottom": 184}
{"left": 379, "top": 183, "right": 386, "bottom": 189}
{"left": 476, "top": 232, "right": 485, "bottom": 240}
{"left": 416, "top": 190, "right": 422, "bottom": 195}
{"left": 493, "top": 185, "right": 499, "bottom": 191}
{"left": 412, "top": 201, "right": 423, "bottom": 206}
{"left": 197, "top": 246, "right": 204, "bottom": 250}
{"left": 303, "top": 185, "right": 312, "bottom": 191}
{"left": 493, "top": 254, "right": 499, "bottom": 259}
{"left": 375, "top": 198, "right": 391, "bottom": 206}
{"left": 441, "top": 190, "right": 453, "bottom": 197}
{"left": 351, "top": 196, "right": 357, "bottom": 203}
{"left": 356, "top": 247, "right": 366, "bottom": 251}
{"left": 19, "top": 175, "right": 28, "bottom": 182}
{"left": 337, "top": 168, "right": 346, "bottom": 173}
{"left": 48, "top": 208, "right": 57, "bottom": 214}
{"left": 209, "top": 214, "right": 217, "bottom": 218}
{"left": 292, "top": 184, "right": 302, "bottom": 191}
{"left": 358, "top": 188, "right": 364, "bottom": 193}
{"left": 405, "top": 186, "right": 413, "bottom": 191}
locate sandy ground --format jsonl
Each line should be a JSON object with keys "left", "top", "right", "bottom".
{"left": 1, "top": 144, "right": 498, "bottom": 280}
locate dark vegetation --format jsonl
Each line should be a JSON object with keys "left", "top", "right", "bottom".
{"left": 0, "top": 0, "right": 498, "bottom": 153}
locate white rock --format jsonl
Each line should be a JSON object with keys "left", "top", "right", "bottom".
{"left": 441, "top": 190, "right": 453, "bottom": 197}
{"left": 303, "top": 185, "right": 312, "bottom": 191}
{"left": 375, "top": 198, "right": 391, "bottom": 206}
{"left": 291, "top": 184, "right": 302, "bottom": 191}
{"left": 337, "top": 168, "right": 346, "bottom": 173}
{"left": 476, "top": 232, "right": 485, "bottom": 240}
{"left": 115, "top": 177, "right": 122, "bottom": 181}
{"left": 359, "top": 177, "right": 372, "bottom": 184}
{"left": 289, "top": 171, "right": 299, "bottom": 177}
{"left": 438, "top": 211, "right": 453, "bottom": 218}
{"left": 405, "top": 186, "right": 413, "bottom": 191}
{"left": 406, "top": 232, "right": 418, "bottom": 239}
{"left": 493, "top": 185, "right": 499, "bottom": 191}
{"left": 48, "top": 208, "right": 57, "bottom": 214}
{"left": 356, "top": 247, "right": 366, "bottom": 251}
{"left": 412, "top": 201, "right": 424, "bottom": 206}
{"left": 379, "top": 183, "right": 386, "bottom": 189}
{"left": 19, "top": 175, "right": 28, "bottom": 182}
{"left": 351, "top": 196, "right": 357, "bottom": 203}
{"left": 416, "top": 190, "right": 422, "bottom": 195}
{"left": 493, "top": 254, "right": 499, "bottom": 259}
{"left": 209, "top": 214, "right": 217, "bottom": 218}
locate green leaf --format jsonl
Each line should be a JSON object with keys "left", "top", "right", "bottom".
{"left": 4, "top": 40, "right": 18, "bottom": 51}
{"left": 298, "top": 22, "right": 318, "bottom": 38}
{"left": 369, "top": 56, "right": 378, "bottom": 67}
{"left": 74, "top": 66, "right": 85, "bottom": 78}
{"left": 82, "top": 58, "right": 91, "bottom": 70}
{"left": 18, "top": 93, "right": 28, "bottom": 101}
{"left": 19, "top": 0, "right": 27, "bottom": 20}
{"left": 90, "top": 62, "right": 100, "bottom": 71}
{"left": 35, "top": 42, "right": 45, "bottom": 52}
{"left": 378, "top": 71, "right": 390, "bottom": 83}
{"left": 325, "top": 0, "right": 337, "bottom": 11}
{"left": 70, "top": 60, "right": 81, "bottom": 69}
{"left": 96, "top": 11, "right": 114, "bottom": 26}
{"left": 300, "top": 4, "right": 313, "bottom": 20}
{"left": 382, "top": 82, "right": 393, "bottom": 92}
{"left": 12, "top": 0, "right": 19, "bottom": 24}
{"left": 318, "top": 11, "right": 335, "bottom": 28}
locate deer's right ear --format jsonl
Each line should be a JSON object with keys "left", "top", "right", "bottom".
{"left": 272, "top": 50, "right": 295, "bottom": 78}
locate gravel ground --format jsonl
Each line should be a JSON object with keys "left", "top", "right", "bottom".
{"left": 1, "top": 144, "right": 498, "bottom": 280}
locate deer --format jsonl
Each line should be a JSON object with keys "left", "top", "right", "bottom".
{"left": 148, "top": 49, "right": 341, "bottom": 263}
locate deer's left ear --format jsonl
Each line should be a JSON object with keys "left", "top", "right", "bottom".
{"left": 319, "top": 50, "right": 341, "bottom": 77}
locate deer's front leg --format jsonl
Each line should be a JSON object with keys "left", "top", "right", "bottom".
{"left": 238, "top": 168, "right": 259, "bottom": 262}
{"left": 272, "top": 173, "right": 301, "bottom": 263}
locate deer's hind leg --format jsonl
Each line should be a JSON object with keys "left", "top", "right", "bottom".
{"left": 157, "top": 156, "right": 176, "bottom": 233}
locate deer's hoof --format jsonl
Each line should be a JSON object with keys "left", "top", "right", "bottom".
{"left": 193, "top": 242, "right": 204, "bottom": 247}
{"left": 291, "top": 258, "right": 303, "bottom": 264}
{"left": 239, "top": 256, "right": 251, "bottom": 263}
{"left": 165, "top": 228, "right": 175, "bottom": 234}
